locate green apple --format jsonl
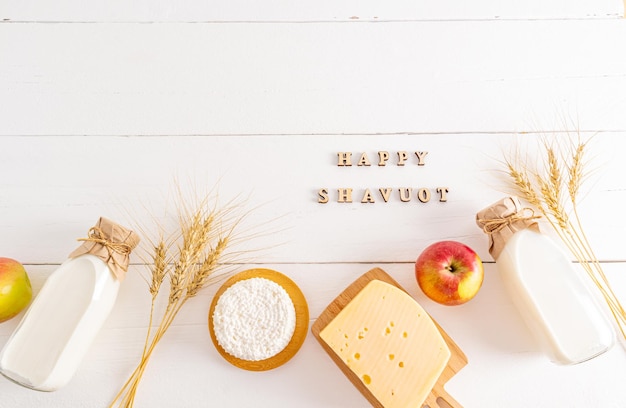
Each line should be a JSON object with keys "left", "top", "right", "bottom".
{"left": 0, "top": 257, "right": 33, "bottom": 323}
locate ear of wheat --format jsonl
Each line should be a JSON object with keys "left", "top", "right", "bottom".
{"left": 109, "top": 194, "right": 248, "bottom": 408}
{"left": 503, "top": 134, "right": 626, "bottom": 341}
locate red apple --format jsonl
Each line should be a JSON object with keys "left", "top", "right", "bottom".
{"left": 415, "top": 241, "right": 484, "bottom": 306}
{"left": 0, "top": 257, "right": 33, "bottom": 323}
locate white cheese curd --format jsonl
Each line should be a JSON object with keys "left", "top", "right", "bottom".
{"left": 213, "top": 277, "right": 296, "bottom": 361}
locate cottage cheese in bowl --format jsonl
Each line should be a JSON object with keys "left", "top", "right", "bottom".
{"left": 208, "top": 268, "right": 309, "bottom": 371}
{"left": 212, "top": 277, "right": 296, "bottom": 361}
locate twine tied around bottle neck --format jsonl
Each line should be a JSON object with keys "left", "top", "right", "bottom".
{"left": 479, "top": 207, "right": 541, "bottom": 235}
{"left": 78, "top": 226, "right": 133, "bottom": 265}
{"left": 476, "top": 196, "right": 541, "bottom": 259}
{"left": 69, "top": 217, "right": 140, "bottom": 281}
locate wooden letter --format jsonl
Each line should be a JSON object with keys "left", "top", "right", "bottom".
{"left": 415, "top": 151, "right": 428, "bottom": 166}
{"left": 437, "top": 187, "right": 449, "bottom": 202}
{"left": 318, "top": 188, "right": 329, "bottom": 204}
{"left": 357, "top": 152, "right": 371, "bottom": 166}
{"left": 379, "top": 188, "right": 392, "bottom": 203}
{"left": 399, "top": 188, "right": 412, "bottom": 202}
{"left": 378, "top": 151, "right": 389, "bottom": 166}
{"left": 397, "top": 151, "right": 408, "bottom": 166}
{"left": 417, "top": 188, "right": 431, "bottom": 203}
{"left": 337, "top": 152, "right": 352, "bottom": 166}
{"left": 337, "top": 188, "right": 353, "bottom": 203}
{"left": 361, "top": 189, "right": 375, "bottom": 203}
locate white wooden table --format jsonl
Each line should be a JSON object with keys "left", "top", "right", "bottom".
{"left": 2, "top": 2, "right": 626, "bottom": 407}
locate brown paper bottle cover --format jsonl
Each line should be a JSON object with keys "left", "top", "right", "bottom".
{"left": 69, "top": 217, "right": 140, "bottom": 281}
{"left": 476, "top": 196, "right": 540, "bottom": 260}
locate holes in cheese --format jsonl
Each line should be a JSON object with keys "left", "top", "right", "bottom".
{"left": 319, "top": 280, "right": 451, "bottom": 408}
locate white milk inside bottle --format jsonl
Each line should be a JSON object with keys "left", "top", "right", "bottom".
{"left": 477, "top": 197, "right": 613, "bottom": 364}
{"left": 0, "top": 217, "right": 139, "bottom": 391}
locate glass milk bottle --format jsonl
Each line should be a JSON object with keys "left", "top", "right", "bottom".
{"left": 0, "top": 217, "right": 139, "bottom": 391}
{"left": 476, "top": 197, "right": 613, "bottom": 364}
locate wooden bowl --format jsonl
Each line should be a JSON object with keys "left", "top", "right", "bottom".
{"left": 208, "top": 268, "right": 309, "bottom": 371}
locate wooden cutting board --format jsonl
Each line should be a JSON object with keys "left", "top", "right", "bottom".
{"left": 311, "top": 268, "right": 467, "bottom": 408}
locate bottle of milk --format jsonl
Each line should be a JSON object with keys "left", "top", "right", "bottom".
{"left": 476, "top": 197, "right": 613, "bottom": 364}
{"left": 0, "top": 217, "right": 139, "bottom": 391}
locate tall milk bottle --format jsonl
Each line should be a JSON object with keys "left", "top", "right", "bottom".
{"left": 0, "top": 217, "right": 139, "bottom": 391}
{"left": 476, "top": 197, "right": 613, "bottom": 364}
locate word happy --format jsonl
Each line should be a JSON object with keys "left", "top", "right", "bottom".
{"left": 317, "top": 151, "right": 449, "bottom": 204}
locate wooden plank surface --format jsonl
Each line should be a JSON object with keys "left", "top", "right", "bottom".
{"left": 0, "top": 0, "right": 622, "bottom": 22}
{"left": 1, "top": 21, "right": 626, "bottom": 136}
{"left": 2, "top": 6, "right": 626, "bottom": 408}
{"left": 1, "top": 135, "right": 625, "bottom": 264}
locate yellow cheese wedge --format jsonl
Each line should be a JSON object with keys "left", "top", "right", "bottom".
{"left": 320, "top": 280, "right": 451, "bottom": 408}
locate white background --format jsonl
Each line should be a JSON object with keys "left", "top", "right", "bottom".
{"left": 2, "top": 1, "right": 626, "bottom": 407}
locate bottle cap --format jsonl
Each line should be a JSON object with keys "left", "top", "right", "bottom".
{"left": 69, "top": 217, "right": 140, "bottom": 281}
{"left": 476, "top": 196, "right": 540, "bottom": 259}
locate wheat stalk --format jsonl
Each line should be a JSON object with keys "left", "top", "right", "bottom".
{"left": 567, "top": 141, "right": 585, "bottom": 204}
{"left": 149, "top": 240, "right": 168, "bottom": 297}
{"left": 186, "top": 237, "right": 228, "bottom": 298}
{"left": 505, "top": 162, "right": 543, "bottom": 210}
{"left": 503, "top": 134, "right": 626, "bottom": 340}
{"left": 109, "top": 194, "right": 247, "bottom": 408}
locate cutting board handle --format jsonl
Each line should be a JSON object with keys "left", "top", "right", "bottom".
{"left": 423, "top": 387, "right": 463, "bottom": 408}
